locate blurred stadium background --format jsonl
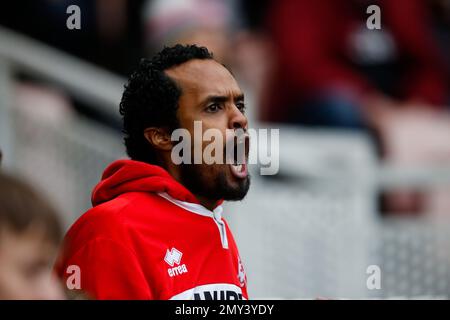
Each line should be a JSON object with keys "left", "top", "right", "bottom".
{"left": 1, "top": 0, "right": 450, "bottom": 299}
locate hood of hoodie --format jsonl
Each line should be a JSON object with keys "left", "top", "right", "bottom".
{"left": 91, "top": 160, "right": 203, "bottom": 207}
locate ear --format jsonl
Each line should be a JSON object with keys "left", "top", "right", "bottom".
{"left": 143, "top": 127, "right": 172, "bottom": 151}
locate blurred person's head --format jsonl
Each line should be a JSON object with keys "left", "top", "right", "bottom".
{"left": 143, "top": 0, "right": 240, "bottom": 63}
{"left": 0, "top": 172, "right": 64, "bottom": 299}
{"left": 120, "top": 44, "right": 250, "bottom": 210}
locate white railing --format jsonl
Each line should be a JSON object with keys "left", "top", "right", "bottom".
{"left": 0, "top": 26, "right": 125, "bottom": 223}
{"left": 0, "top": 26, "right": 124, "bottom": 119}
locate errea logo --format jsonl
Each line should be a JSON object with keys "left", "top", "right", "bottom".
{"left": 165, "top": 248, "right": 188, "bottom": 277}
{"left": 164, "top": 248, "right": 182, "bottom": 266}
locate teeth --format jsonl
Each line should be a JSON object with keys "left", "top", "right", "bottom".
{"left": 234, "top": 164, "right": 242, "bottom": 172}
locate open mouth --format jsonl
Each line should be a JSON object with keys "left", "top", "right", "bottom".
{"left": 230, "top": 162, "right": 248, "bottom": 179}
{"left": 227, "top": 133, "right": 249, "bottom": 179}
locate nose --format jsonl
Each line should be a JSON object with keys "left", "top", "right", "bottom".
{"left": 228, "top": 105, "right": 248, "bottom": 131}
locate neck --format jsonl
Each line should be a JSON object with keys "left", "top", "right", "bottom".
{"left": 194, "top": 195, "right": 218, "bottom": 211}
{"left": 159, "top": 158, "right": 218, "bottom": 211}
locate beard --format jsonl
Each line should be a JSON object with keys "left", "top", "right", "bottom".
{"left": 179, "top": 163, "right": 250, "bottom": 202}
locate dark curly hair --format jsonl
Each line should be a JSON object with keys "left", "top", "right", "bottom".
{"left": 119, "top": 44, "right": 214, "bottom": 164}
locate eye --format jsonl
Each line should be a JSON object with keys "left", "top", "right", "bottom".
{"left": 205, "top": 103, "right": 222, "bottom": 113}
{"left": 236, "top": 102, "right": 246, "bottom": 113}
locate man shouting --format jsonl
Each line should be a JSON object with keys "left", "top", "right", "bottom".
{"left": 55, "top": 44, "right": 250, "bottom": 300}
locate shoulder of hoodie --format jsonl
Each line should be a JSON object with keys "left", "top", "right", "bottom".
{"left": 64, "top": 191, "right": 164, "bottom": 245}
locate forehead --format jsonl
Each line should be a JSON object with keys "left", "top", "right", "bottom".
{"left": 165, "top": 59, "right": 241, "bottom": 99}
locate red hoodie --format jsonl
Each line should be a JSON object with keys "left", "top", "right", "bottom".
{"left": 55, "top": 160, "right": 248, "bottom": 300}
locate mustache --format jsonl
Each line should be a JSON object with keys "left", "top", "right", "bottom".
{"left": 180, "top": 128, "right": 250, "bottom": 165}
{"left": 224, "top": 130, "right": 250, "bottom": 164}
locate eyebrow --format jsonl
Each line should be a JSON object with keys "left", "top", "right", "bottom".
{"left": 200, "top": 93, "right": 245, "bottom": 106}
